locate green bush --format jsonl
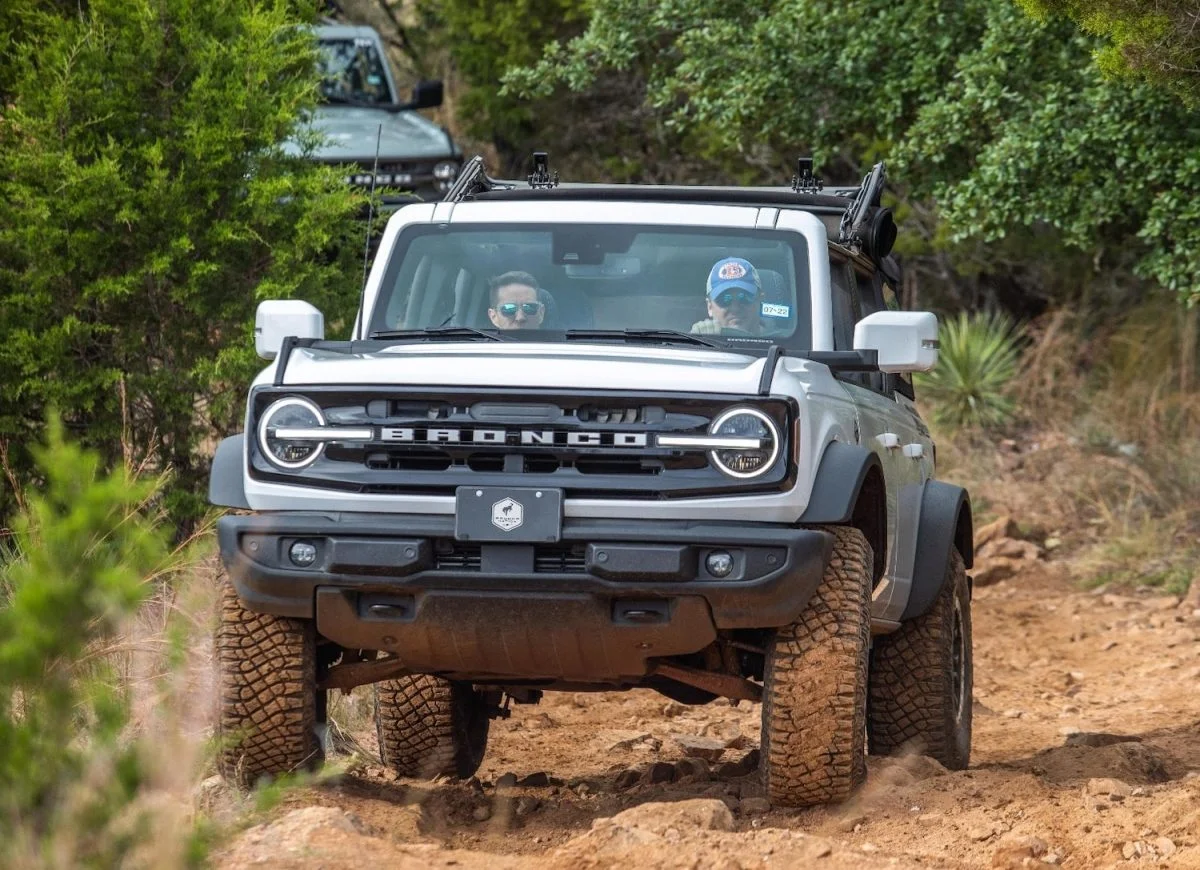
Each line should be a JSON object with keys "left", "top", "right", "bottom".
{"left": 918, "top": 311, "right": 1024, "bottom": 431}
{"left": 0, "top": 0, "right": 365, "bottom": 529}
{"left": 0, "top": 419, "right": 195, "bottom": 867}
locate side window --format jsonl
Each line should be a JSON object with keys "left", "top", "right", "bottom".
{"left": 829, "top": 259, "right": 860, "bottom": 351}
{"left": 881, "top": 281, "right": 902, "bottom": 312}
{"left": 878, "top": 278, "right": 916, "bottom": 399}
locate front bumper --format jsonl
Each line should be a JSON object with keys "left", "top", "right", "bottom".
{"left": 218, "top": 513, "right": 830, "bottom": 680}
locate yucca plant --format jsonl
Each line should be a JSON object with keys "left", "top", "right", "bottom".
{"left": 917, "top": 311, "right": 1024, "bottom": 431}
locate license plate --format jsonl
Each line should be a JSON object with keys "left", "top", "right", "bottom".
{"left": 454, "top": 486, "right": 563, "bottom": 543}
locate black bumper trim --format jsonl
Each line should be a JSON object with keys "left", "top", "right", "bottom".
{"left": 217, "top": 513, "right": 830, "bottom": 675}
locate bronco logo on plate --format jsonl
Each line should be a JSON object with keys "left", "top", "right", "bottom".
{"left": 491, "top": 497, "right": 523, "bottom": 532}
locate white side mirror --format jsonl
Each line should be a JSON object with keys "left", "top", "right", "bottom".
{"left": 853, "top": 311, "right": 939, "bottom": 373}
{"left": 255, "top": 300, "right": 324, "bottom": 360}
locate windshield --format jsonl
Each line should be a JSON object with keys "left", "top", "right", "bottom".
{"left": 367, "top": 224, "right": 812, "bottom": 349}
{"left": 317, "top": 37, "right": 394, "bottom": 105}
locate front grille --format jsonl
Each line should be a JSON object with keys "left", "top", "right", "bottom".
{"left": 251, "top": 388, "right": 794, "bottom": 499}
{"left": 435, "top": 541, "right": 481, "bottom": 571}
{"left": 431, "top": 541, "right": 587, "bottom": 573}
{"left": 534, "top": 544, "right": 587, "bottom": 573}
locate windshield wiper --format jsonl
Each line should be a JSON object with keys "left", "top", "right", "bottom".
{"left": 320, "top": 93, "right": 387, "bottom": 109}
{"left": 368, "top": 326, "right": 511, "bottom": 342}
{"left": 564, "top": 328, "right": 723, "bottom": 349}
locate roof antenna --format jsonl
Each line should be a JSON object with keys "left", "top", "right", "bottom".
{"left": 352, "top": 123, "right": 383, "bottom": 340}
{"left": 361, "top": 123, "right": 383, "bottom": 292}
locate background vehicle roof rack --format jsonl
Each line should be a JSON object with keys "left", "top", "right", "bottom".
{"left": 442, "top": 155, "right": 516, "bottom": 203}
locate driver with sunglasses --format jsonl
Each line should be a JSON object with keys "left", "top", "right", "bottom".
{"left": 690, "top": 256, "right": 767, "bottom": 336}
{"left": 487, "top": 270, "right": 546, "bottom": 330}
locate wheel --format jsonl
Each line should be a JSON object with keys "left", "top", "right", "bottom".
{"left": 374, "top": 675, "right": 490, "bottom": 779}
{"left": 760, "top": 525, "right": 871, "bottom": 807}
{"left": 216, "top": 576, "right": 322, "bottom": 787}
{"left": 868, "top": 549, "right": 972, "bottom": 769}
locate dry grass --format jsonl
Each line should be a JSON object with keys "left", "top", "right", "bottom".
{"left": 932, "top": 297, "right": 1200, "bottom": 594}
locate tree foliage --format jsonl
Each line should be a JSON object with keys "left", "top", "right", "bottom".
{"left": 0, "top": 420, "right": 177, "bottom": 865}
{"left": 504, "top": 0, "right": 1200, "bottom": 306}
{"left": 1020, "top": 0, "right": 1200, "bottom": 104}
{"left": 0, "top": 0, "right": 364, "bottom": 526}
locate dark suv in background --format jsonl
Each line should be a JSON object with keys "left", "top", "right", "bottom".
{"left": 288, "top": 23, "right": 462, "bottom": 205}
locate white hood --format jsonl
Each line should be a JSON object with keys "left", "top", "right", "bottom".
{"left": 273, "top": 342, "right": 770, "bottom": 395}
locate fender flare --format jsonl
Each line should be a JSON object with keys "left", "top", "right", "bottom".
{"left": 208, "top": 434, "right": 250, "bottom": 509}
{"left": 797, "top": 441, "right": 883, "bottom": 525}
{"left": 900, "top": 480, "right": 973, "bottom": 621}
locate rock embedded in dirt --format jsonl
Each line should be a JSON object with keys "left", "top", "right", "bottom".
{"left": 613, "top": 768, "right": 641, "bottom": 791}
{"left": 661, "top": 701, "right": 687, "bottom": 718}
{"left": 605, "top": 730, "right": 656, "bottom": 752}
{"left": 1065, "top": 732, "right": 1141, "bottom": 748}
{"left": 968, "top": 825, "right": 997, "bottom": 842}
{"left": 515, "top": 796, "right": 541, "bottom": 817}
{"left": 640, "top": 761, "right": 678, "bottom": 785}
{"left": 990, "top": 834, "right": 1047, "bottom": 869}
{"left": 1154, "top": 836, "right": 1177, "bottom": 857}
{"left": 837, "top": 814, "right": 867, "bottom": 833}
{"left": 674, "top": 757, "right": 710, "bottom": 782}
{"left": 975, "top": 515, "right": 1018, "bottom": 549}
{"left": 495, "top": 772, "right": 518, "bottom": 790}
{"left": 738, "top": 797, "right": 771, "bottom": 816}
{"left": 471, "top": 805, "right": 492, "bottom": 822}
{"left": 1084, "top": 778, "right": 1133, "bottom": 799}
{"left": 672, "top": 734, "right": 727, "bottom": 761}
{"left": 517, "top": 772, "right": 550, "bottom": 787}
{"left": 713, "top": 748, "right": 760, "bottom": 779}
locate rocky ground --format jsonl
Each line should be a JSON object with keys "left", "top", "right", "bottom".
{"left": 213, "top": 559, "right": 1200, "bottom": 869}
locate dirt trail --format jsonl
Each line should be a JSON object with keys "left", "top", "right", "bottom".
{"left": 218, "top": 564, "right": 1200, "bottom": 869}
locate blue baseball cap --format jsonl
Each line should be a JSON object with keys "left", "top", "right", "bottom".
{"left": 708, "top": 257, "right": 761, "bottom": 300}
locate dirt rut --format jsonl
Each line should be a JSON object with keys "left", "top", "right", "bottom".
{"left": 218, "top": 565, "right": 1200, "bottom": 868}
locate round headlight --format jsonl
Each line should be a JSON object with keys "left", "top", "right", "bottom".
{"left": 258, "top": 398, "right": 326, "bottom": 469}
{"left": 709, "top": 407, "right": 780, "bottom": 479}
{"left": 433, "top": 160, "right": 459, "bottom": 181}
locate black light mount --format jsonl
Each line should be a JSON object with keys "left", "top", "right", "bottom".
{"left": 442, "top": 155, "right": 516, "bottom": 202}
{"left": 528, "top": 151, "right": 559, "bottom": 189}
{"left": 791, "top": 157, "right": 823, "bottom": 194}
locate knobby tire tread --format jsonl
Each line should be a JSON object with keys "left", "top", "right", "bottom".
{"left": 761, "top": 525, "right": 871, "bottom": 807}
{"left": 868, "top": 550, "right": 972, "bottom": 770}
{"left": 375, "top": 675, "right": 488, "bottom": 779}
{"left": 217, "top": 577, "right": 321, "bottom": 787}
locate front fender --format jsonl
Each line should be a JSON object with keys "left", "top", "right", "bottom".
{"left": 899, "top": 480, "right": 973, "bottom": 621}
{"left": 208, "top": 434, "right": 249, "bottom": 509}
{"left": 797, "top": 441, "right": 883, "bottom": 524}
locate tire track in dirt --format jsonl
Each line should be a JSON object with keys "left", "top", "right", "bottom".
{"left": 217, "top": 563, "right": 1200, "bottom": 869}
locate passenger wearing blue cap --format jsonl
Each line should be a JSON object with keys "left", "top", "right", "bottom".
{"left": 691, "top": 256, "right": 766, "bottom": 335}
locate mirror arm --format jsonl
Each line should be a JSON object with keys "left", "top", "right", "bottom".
{"left": 806, "top": 349, "right": 879, "bottom": 372}
{"left": 272, "top": 336, "right": 323, "bottom": 386}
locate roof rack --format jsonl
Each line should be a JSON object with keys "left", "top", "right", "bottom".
{"left": 442, "top": 155, "right": 516, "bottom": 203}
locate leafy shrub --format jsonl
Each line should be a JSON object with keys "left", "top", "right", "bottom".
{"left": 918, "top": 311, "right": 1024, "bottom": 430}
{"left": 0, "top": 419, "right": 202, "bottom": 867}
{"left": 0, "top": 0, "right": 364, "bottom": 529}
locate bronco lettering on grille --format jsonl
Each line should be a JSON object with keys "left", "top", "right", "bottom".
{"left": 379, "top": 428, "right": 649, "bottom": 447}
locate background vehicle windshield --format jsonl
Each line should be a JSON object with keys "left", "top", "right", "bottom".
{"left": 368, "top": 224, "right": 812, "bottom": 348}
{"left": 318, "top": 38, "right": 394, "bottom": 105}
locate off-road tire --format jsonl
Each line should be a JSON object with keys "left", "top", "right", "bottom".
{"left": 761, "top": 525, "right": 871, "bottom": 807}
{"left": 374, "top": 675, "right": 490, "bottom": 779}
{"left": 868, "top": 549, "right": 972, "bottom": 769}
{"left": 216, "top": 577, "right": 322, "bottom": 787}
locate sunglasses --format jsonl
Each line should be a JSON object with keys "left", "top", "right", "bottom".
{"left": 496, "top": 301, "right": 544, "bottom": 318}
{"left": 713, "top": 289, "right": 757, "bottom": 308}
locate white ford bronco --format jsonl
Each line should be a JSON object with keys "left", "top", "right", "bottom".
{"left": 210, "top": 155, "right": 975, "bottom": 806}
